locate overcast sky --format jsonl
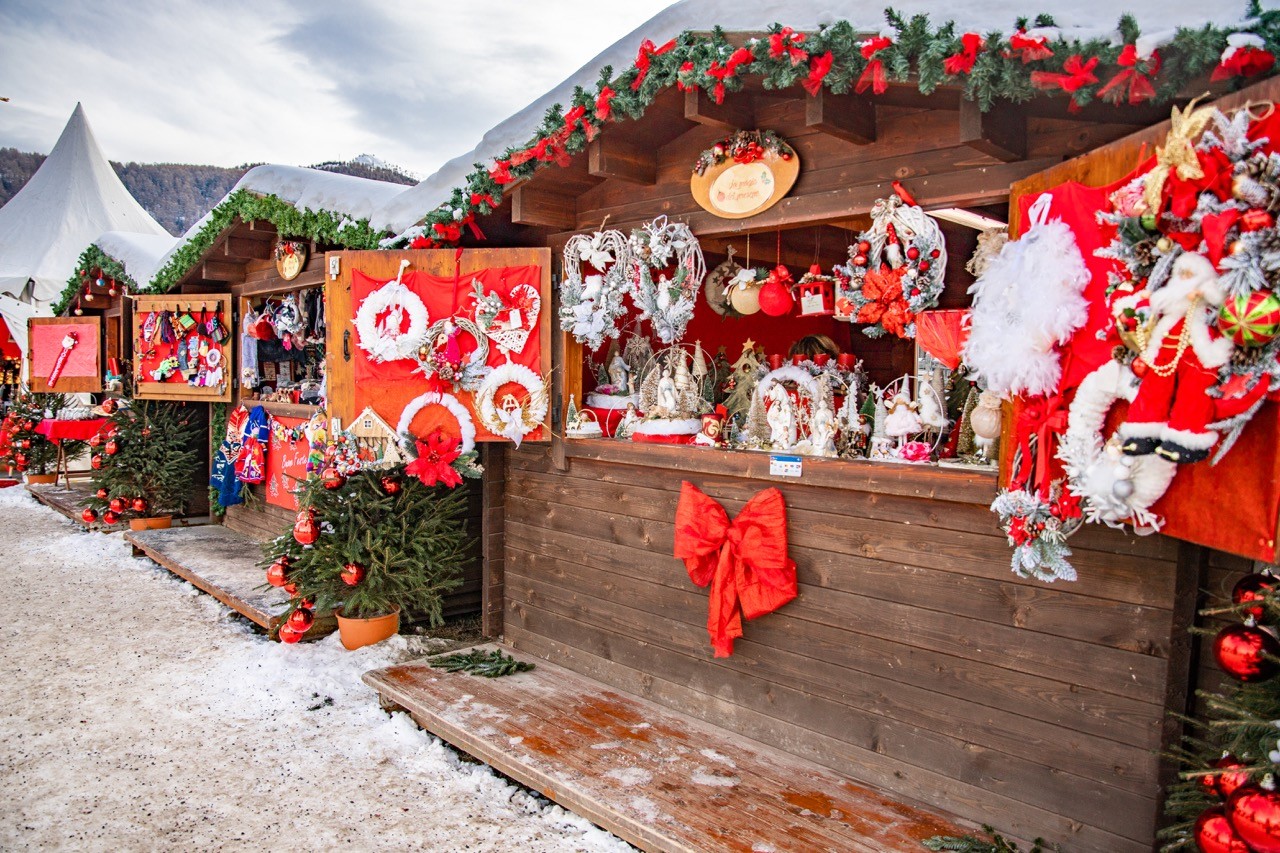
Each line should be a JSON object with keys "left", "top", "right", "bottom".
{"left": 0, "top": 0, "right": 674, "bottom": 177}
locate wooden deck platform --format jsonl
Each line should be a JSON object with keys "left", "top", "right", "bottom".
{"left": 25, "top": 480, "right": 122, "bottom": 530}
{"left": 124, "top": 525, "right": 335, "bottom": 640}
{"left": 364, "top": 644, "right": 975, "bottom": 853}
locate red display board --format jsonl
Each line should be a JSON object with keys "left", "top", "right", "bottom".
{"left": 27, "top": 317, "right": 101, "bottom": 394}
{"left": 264, "top": 417, "right": 309, "bottom": 511}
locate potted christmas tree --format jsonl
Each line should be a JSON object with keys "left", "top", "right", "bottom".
{"left": 264, "top": 429, "right": 479, "bottom": 648}
{"left": 1, "top": 392, "right": 84, "bottom": 483}
{"left": 85, "top": 400, "right": 201, "bottom": 529}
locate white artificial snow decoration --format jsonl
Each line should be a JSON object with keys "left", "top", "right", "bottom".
{"left": 963, "top": 193, "right": 1090, "bottom": 397}
{"left": 1223, "top": 31, "right": 1268, "bottom": 60}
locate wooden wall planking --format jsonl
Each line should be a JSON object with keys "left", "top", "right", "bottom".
{"left": 501, "top": 444, "right": 1185, "bottom": 852}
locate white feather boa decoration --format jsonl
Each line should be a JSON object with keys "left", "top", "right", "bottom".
{"left": 963, "top": 199, "right": 1090, "bottom": 397}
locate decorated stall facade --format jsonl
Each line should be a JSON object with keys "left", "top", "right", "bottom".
{"left": 351, "top": 14, "right": 1280, "bottom": 851}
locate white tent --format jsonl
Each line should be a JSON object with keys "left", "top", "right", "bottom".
{"left": 0, "top": 104, "right": 168, "bottom": 309}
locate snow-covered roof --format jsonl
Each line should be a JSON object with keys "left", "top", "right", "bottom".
{"left": 93, "top": 232, "right": 179, "bottom": 289}
{"left": 376, "top": 0, "right": 1270, "bottom": 232}
{"left": 0, "top": 104, "right": 168, "bottom": 304}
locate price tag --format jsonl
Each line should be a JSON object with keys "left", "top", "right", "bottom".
{"left": 769, "top": 455, "right": 802, "bottom": 478}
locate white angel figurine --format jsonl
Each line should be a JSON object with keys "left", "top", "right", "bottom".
{"left": 766, "top": 383, "right": 797, "bottom": 449}
{"left": 884, "top": 393, "right": 922, "bottom": 445}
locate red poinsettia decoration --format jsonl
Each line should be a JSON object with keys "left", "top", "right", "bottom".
{"left": 405, "top": 429, "right": 464, "bottom": 488}
{"left": 857, "top": 268, "right": 912, "bottom": 337}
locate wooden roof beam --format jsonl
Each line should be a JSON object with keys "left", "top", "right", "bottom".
{"left": 588, "top": 136, "right": 657, "bottom": 185}
{"left": 959, "top": 99, "right": 1027, "bottom": 162}
{"left": 684, "top": 88, "right": 753, "bottom": 130}
{"left": 223, "top": 237, "right": 273, "bottom": 261}
{"left": 200, "top": 260, "right": 243, "bottom": 282}
{"left": 511, "top": 185, "right": 577, "bottom": 230}
{"left": 805, "top": 90, "right": 876, "bottom": 146}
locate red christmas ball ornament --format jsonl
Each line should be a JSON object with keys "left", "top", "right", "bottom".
{"left": 297, "top": 597, "right": 314, "bottom": 609}
{"left": 857, "top": 240, "right": 871, "bottom": 254}
{"left": 14, "top": 455, "right": 27, "bottom": 471}
{"left": 101, "top": 399, "right": 117, "bottom": 415}
{"left": 321, "top": 467, "right": 346, "bottom": 490}
{"left": 757, "top": 280, "right": 794, "bottom": 317}
{"left": 141, "top": 428, "right": 150, "bottom": 438}
{"left": 104, "top": 440, "right": 119, "bottom": 456}
{"left": 293, "top": 510, "right": 318, "bottom": 545}
{"left": 380, "top": 476, "right": 402, "bottom": 496}
{"left": 95, "top": 488, "right": 108, "bottom": 500}
{"left": 852, "top": 254, "right": 868, "bottom": 267}
{"left": 1214, "top": 623, "right": 1280, "bottom": 682}
{"left": 88, "top": 434, "right": 101, "bottom": 448}
{"left": 278, "top": 625, "right": 303, "bottom": 644}
{"left": 81, "top": 508, "right": 98, "bottom": 524}
{"left": 1203, "top": 755, "right": 1252, "bottom": 799}
{"left": 102, "top": 510, "right": 119, "bottom": 525}
{"left": 1234, "top": 573, "right": 1278, "bottom": 620}
{"left": 1194, "top": 806, "right": 1252, "bottom": 853}
{"left": 109, "top": 498, "right": 125, "bottom": 514}
{"left": 265, "top": 561, "right": 288, "bottom": 588}
{"left": 340, "top": 562, "right": 366, "bottom": 586}
{"left": 1228, "top": 785, "right": 1280, "bottom": 853}
{"left": 930, "top": 249, "right": 941, "bottom": 259}
{"left": 905, "top": 246, "right": 921, "bottom": 261}
{"left": 19, "top": 439, "right": 30, "bottom": 450}
{"left": 1242, "top": 208, "right": 1276, "bottom": 233}
{"left": 132, "top": 497, "right": 148, "bottom": 514}
{"left": 283, "top": 581, "right": 298, "bottom": 595}
{"left": 287, "top": 608, "right": 314, "bottom": 633}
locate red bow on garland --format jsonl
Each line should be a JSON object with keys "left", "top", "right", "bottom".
{"left": 706, "top": 48, "right": 755, "bottom": 104}
{"left": 944, "top": 33, "right": 984, "bottom": 75}
{"left": 1212, "top": 45, "right": 1276, "bottom": 81}
{"left": 857, "top": 37, "right": 894, "bottom": 95}
{"left": 1099, "top": 44, "right": 1161, "bottom": 105}
{"left": 1010, "top": 394, "right": 1068, "bottom": 497}
{"left": 1030, "top": 55, "right": 1099, "bottom": 94}
{"left": 405, "top": 429, "right": 463, "bottom": 489}
{"left": 595, "top": 86, "right": 616, "bottom": 121}
{"left": 1008, "top": 30, "right": 1054, "bottom": 63}
{"left": 673, "top": 482, "right": 797, "bottom": 658}
{"left": 802, "top": 51, "right": 834, "bottom": 96}
{"left": 769, "top": 27, "right": 809, "bottom": 65}
{"left": 857, "top": 267, "right": 911, "bottom": 338}
{"left": 632, "top": 38, "right": 677, "bottom": 90}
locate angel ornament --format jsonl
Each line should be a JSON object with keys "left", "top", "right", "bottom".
{"left": 884, "top": 393, "right": 923, "bottom": 448}
{"left": 766, "top": 382, "right": 797, "bottom": 449}
{"left": 809, "top": 395, "right": 837, "bottom": 457}
{"left": 608, "top": 354, "right": 631, "bottom": 396}
{"left": 654, "top": 369, "right": 680, "bottom": 419}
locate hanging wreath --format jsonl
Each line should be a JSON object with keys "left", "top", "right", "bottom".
{"left": 475, "top": 362, "right": 549, "bottom": 447}
{"left": 396, "top": 391, "right": 477, "bottom": 455}
{"left": 835, "top": 185, "right": 947, "bottom": 339}
{"left": 692, "top": 130, "right": 795, "bottom": 176}
{"left": 414, "top": 317, "right": 491, "bottom": 391}
{"left": 1058, "top": 359, "right": 1177, "bottom": 532}
{"left": 628, "top": 216, "right": 707, "bottom": 344}
{"left": 356, "top": 276, "right": 430, "bottom": 363}
{"left": 560, "top": 229, "right": 632, "bottom": 351}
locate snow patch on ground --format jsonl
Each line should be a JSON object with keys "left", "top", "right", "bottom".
{"left": 699, "top": 748, "right": 736, "bottom": 767}
{"left": 0, "top": 487, "right": 633, "bottom": 852}
{"left": 691, "top": 768, "right": 740, "bottom": 788}
{"left": 604, "top": 768, "right": 653, "bottom": 787}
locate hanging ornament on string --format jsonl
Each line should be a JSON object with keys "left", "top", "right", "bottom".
{"left": 1194, "top": 806, "right": 1252, "bottom": 853}
{"left": 726, "top": 234, "right": 763, "bottom": 316}
{"left": 1213, "top": 621, "right": 1280, "bottom": 682}
{"left": 757, "top": 232, "right": 794, "bottom": 317}
{"left": 293, "top": 509, "right": 318, "bottom": 546}
{"left": 1234, "top": 572, "right": 1278, "bottom": 620}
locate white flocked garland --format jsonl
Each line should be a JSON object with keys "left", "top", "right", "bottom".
{"left": 475, "top": 361, "right": 549, "bottom": 448}
{"left": 1058, "top": 359, "right": 1177, "bottom": 532}
{"left": 356, "top": 270, "right": 430, "bottom": 363}
{"left": 754, "top": 365, "right": 822, "bottom": 403}
{"left": 397, "top": 391, "right": 477, "bottom": 455}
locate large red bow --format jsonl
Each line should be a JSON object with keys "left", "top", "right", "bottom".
{"left": 769, "top": 27, "right": 808, "bottom": 65}
{"left": 632, "top": 38, "right": 677, "bottom": 90}
{"left": 802, "top": 51, "right": 834, "bottom": 96}
{"left": 1099, "top": 44, "right": 1160, "bottom": 105}
{"left": 944, "top": 33, "right": 984, "bottom": 75}
{"left": 673, "top": 482, "right": 797, "bottom": 658}
{"left": 1030, "top": 54, "right": 1099, "bottom": 94}
{"left": 1010, "top": 394, "right": 1067, "bottom": 496}
{"left": 856, "top": 36, "right": 893, "bottom": 95}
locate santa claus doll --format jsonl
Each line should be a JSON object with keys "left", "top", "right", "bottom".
{"left": 1119, "top": 252, "right": 1235, "bottom": 464}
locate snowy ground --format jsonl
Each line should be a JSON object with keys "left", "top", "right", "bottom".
{"left": 0, "top": 486, "right": 634, "bottom": 852}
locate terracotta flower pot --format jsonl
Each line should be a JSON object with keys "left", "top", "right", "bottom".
{"left": 129, "top": 515, "right": 172, "bottom": 531}
{"left": 25, "top": 473, "right": 57, "bottom": 485}
{"left": 335, "top": 607, "right": 400, "bottom": 650}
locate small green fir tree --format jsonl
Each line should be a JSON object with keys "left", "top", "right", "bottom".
{"left": 2, "top": 393, "right": 69, "bottom": 475}
{"left": 265, "top": 468, "right": 474, "bottom": 625}
{"left": 87, "top": 400, "right": 202, "bottom": 518}
{"left": 957, "top": 386, "right": 981, "bottom": 458}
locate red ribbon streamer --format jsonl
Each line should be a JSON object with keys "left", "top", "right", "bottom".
{"left": 631, "top": 38, "right": 677, "bottom": 90}
{"left": 944, "top": 33, "right": 984, "bottom": 75}
{"left": 673, "top": 482, "right": 797, "bottom": 657}
{"left": 1008, "top": 30, "right": 1054, "bottom": 63}
{"left": 769, "top": 27, "right": 809, "bottom": 65}
{"left": 1098, "top": 45, "right": 1160, "bottom": 105}
{"left": 856, "top": 37, "right": 892, "bottom": 95}
{"left": 594, "top": 86, "right": 616, "bottom": 121}
{"left": 1010, "top": 395, "right": 1068, "bottom": 497}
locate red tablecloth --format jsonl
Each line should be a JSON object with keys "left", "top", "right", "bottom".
{"left": 36, "top": 418, "right": 108, "bottom": 442}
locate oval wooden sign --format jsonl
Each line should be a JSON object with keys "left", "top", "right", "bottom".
{"left": 691, "top": 151, "right": 799, "bottom": 220}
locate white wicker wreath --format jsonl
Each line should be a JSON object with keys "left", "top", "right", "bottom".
{"left": 356, "top": 279, "right": 429, "bottom": 363}
{"left": 628, "top": 216, "right": 707, "bottom": 344}
{"left": 475, "top": 361, "right": 549, "bottom": 447}
{"left": 561, "top": 229, "right": 632, "bottom": 351}
{"left": 1058, "top": 359, "right": 1177, "bottom": 532}
{"left": 396, "top": 391, "right": 476, "bottom": 455}
{"left": 755, "top": 365, "right": 822, "bottom": 402}
{"left": 414, "top": 316, "right": 491, "bottom": 391}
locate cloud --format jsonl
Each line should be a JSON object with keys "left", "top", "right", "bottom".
{"left": 0, "top": 0, "right": 673, "bottom": 178}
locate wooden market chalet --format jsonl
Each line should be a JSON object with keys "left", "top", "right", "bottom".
{"left": 24, "top": 2, "right": 1280, "bottom": 850}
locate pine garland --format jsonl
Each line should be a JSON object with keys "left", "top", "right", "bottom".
{"left": 428, "top": 648, "right": 535, "bottom": 678}
{"left": 385, "top": 4, "right": 1280, "bottom": 249}
{"left": 52, "top": 245, "right": 142, "bottom": 317}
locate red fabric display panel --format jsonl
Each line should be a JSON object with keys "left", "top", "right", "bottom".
{"left": 264, "top": 417, "right": 309, "bottom": 511}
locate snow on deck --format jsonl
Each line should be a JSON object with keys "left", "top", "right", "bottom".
{"left": 0, "top": 486, "right": 631, "bottom": 852}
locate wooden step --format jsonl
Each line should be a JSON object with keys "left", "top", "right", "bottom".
{"left": 124, "top": 525, "right": 335, "bottom": 640}
{"left": 25, "top": 481, "right": 121, "bottom": 530}
{"left": 363, "top": 644, "right": 975, "bottom": 853}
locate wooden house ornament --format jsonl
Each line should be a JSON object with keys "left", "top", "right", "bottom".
{"left": 349, "top": 406, "right": 404, "bottom": 467}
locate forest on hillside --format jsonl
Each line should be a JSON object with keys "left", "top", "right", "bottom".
{"left": 0, "top": 150, "right": 416, "bottom": 236}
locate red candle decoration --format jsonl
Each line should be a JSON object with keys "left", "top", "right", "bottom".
{"left": 767, "top": 354, "right": 784, "bottom": 370}
{"left": 1213, "top": 623, "right": 1280, "bottom": 682}
{"left": 837, "top": 353, "right": 857, "bottom": 369}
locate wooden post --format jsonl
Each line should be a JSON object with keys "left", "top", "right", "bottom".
{"left": 481, "top": 443, "right": 507, "bottom": 639}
